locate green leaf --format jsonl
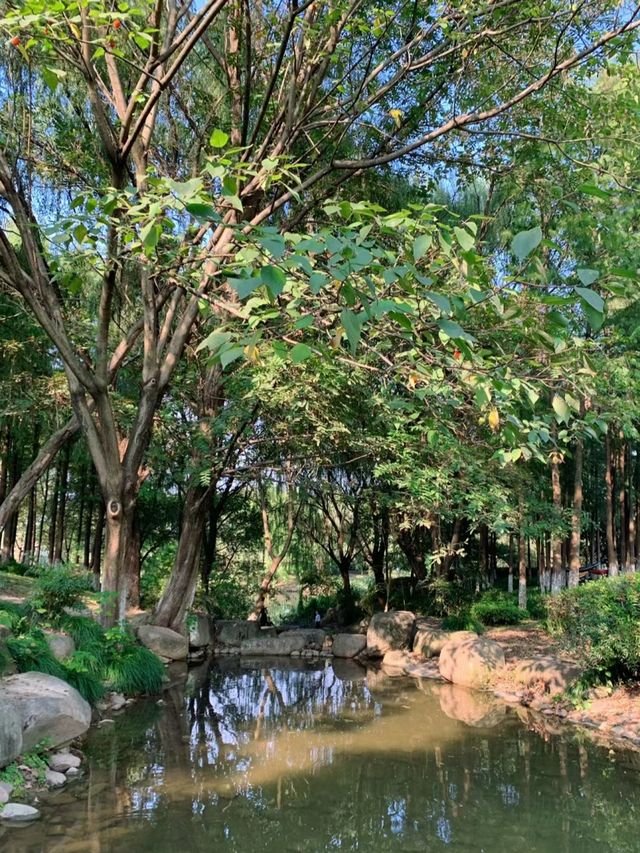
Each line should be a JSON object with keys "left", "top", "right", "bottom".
{"left": 577, "top": 268, "right": 599, "bottom": 286}
{"left": 575, "top": 286, "right": 604, "bottom": 314}
{"left": 290, "top": 343, "right": 313, "bottom": 363}
{"left": 578, "top": 183, "right": 611, "bottom": 199}
{"left": 511, "top": 226, "right": 542, "bottom": 261}
{"left": 196, "top": 330, "right": 232, "bottom": 353}
{"left": 229, "top": 277, "right": 260, "bottom": 299}
{"left": 260, "top": 265, "right": 286, "bottom": 296}
{"left": 552, "top": 394, "right": 570, "bottom": 423}
{"left": 438, "top": 318, "right": 475, "bottom": 342}
{"left": 412, "top": 233, "right": 432, "bottom": 261}
{"left": 424, "top": 292, "right": 451, "bottom": 315}
{"left": 141, "top": 222, "right": 160, "bottom": 253}
{"left": 341, "top": 309, "right": 363, "bottom": 354}
{"left": 185, "top": 202, "right": 218, "bottom": 221}
{"left": 309, "top": 272, "right": 328, "bottom": 294}
{"left": 220, "top": 346, "right": 244, "bottom": 368}
{"left": 210, "top": 129, "right": 229, "bottom": 148}
{"left": 454, "top": 226, "right": 475, "bottom": 252}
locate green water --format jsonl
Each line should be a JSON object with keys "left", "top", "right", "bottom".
{"left": 5, "top": 658, "right": 640, "bottom": 852}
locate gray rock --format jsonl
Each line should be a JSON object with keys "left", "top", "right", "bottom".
{"left": 366, "top": 611, "right": 416, "bottom": 657}
{"left": 413, "top": 628, "right": 452, "bottom": 658}
{"left": 44, "top": 632, "right": 75, "bottom": 661}
{"left": 381, "top": 650, "right": 413, "bottom": 676}
{"left": 0, "top": 698, "right": 22, "bottom": 768}
{"left": 48, "top": 752, "right": 81, "bottom": 773}
{"left": 280, "top": 629, "right": 325, "bottom": 648}
{"left": 137, "top": 625, "right": 188, "bottom": 661}
{"left": 0, "top": 788, "right": 9, "bottom": 806}
{"left": 332, "top": 634, "right": 367, "bottom": 659}
{"left": 0, "top": 672, "right": 91, "bottom": 751}
{"left": 215, "top": 621, "right": 260, "bottom": 645}
{"left": 510, "top": 656, "right": 582, "bottom": 696}
{"left": 240, "top": 635, "right": 306, "bottom": 656}
{"left": 66, "top": 766, "right": 80, "bottom": 779}
{"left": 0, "top": 782, "right": 13, "bottom": 799}
{"left": 0, "top": 803, "right": 40, "bottom": 821}
{"left": 188, "top": 611, "right": 212, "bottom": 649}
{"left": 45, "top": 769, "right": 67, "bottom": 787}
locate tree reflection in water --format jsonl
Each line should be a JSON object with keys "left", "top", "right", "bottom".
{"left": 6, "top": 659, "right": 640, "bottom": 853}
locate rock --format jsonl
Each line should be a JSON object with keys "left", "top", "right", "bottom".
{"left": 366, "top": 611, "right": 416, "bottom": 657}
{"left": 0, "top": 783, "right": 12, "bottom": 799}
{"left": 332, "top": 659, "right": 367, "bottom": 681}
{"left": 413, "top": 628, "right": 452, "bottom": 658}
{"left": 0, "top": 672, "right": 91, "bottom": 751}
{"left": 381, "top": 650, "right": 413, "bottom": 676}
{"left": 0, "top": 803, "right": 40, "bottom": 822}
{"left": 215, "top": 621, "right": 260, "bottom": 646}
{"left": 137, "top": 625, "right": 188, "bottom": 661}
{"left": 437, "top": 683, "right": 506, "bottom": 728}
{"left": 45, "top": 769, "right": 67, "bottom": 788}
{"left": 404, "top": 660, "right": 442, "bottom": 680}
{"left": 44, "top": 632, "right": 75, "bottom": 661}
{"left": 188, "top": 612, "right": 212, "bottom": 649}
{"left": 280, "top": 629, "right": 325, "bottom": 649}
{"left": 0, "top": 640, "right": 17, "bottom": 676}
{"left": 0, "top": 788, "right": 9, "bottom": 806}
{"left": 439, "top": 636, "right": 505, "bottom": 690}
{"left": 259, "top": 626, "right": 278, "bottom": 637}
{"left": 48, "top": 752, "right": 81, "bottom": 773}
{"left": 332, "top": 634, "right": 367, "bottom": 659}
{"left": 0, "top": 698, "right": 22, "bottom": 768}
{"left": 240, "top": 635, "right": 307, "bottom": 656}
{"left": 509, "top": 656, "right": 582, "bottom": 696}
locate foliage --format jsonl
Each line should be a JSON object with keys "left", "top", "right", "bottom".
{"left": 30, "top": 566, "right": 92, "bottom": 621}
{"left": 547, "top": 576, "right": 640, "bottom": 679}
{"left": 441, "top": 612, "right": 485, "bottom": 634}
{"left": 470, "top": 590, "right": 527, "bottom": 626}
{"left": 101, "top": 627, "right": 165, "bottom": 696}
{"left": 0, "top": 741, "right": 50, "bottom": 799}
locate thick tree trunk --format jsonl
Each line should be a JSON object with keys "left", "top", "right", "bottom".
{"left": 397, "top": 524, "right": 428, "bottom": 582}
{"left": 154, "top": 486, "right": 208, "bottom": 632}
{"left": 605, "top": 432, "right": 619, "bottom": 577}
{"left": 550, "top": 453, "right": 564, "bottom": 594}
{"left": 568, "top": 432, "right": 584, "bottom": 588}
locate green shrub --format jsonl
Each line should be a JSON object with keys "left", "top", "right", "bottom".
{"left": 525, "top": 587, "right": 548, "bottom": 620}
{"left": 102, "top": 627, "right": 165, "bottom": 695}
{"left": 470, "top": 590, "right": 527, "bottom": 626}
{"left": 6, "top": 631, "right": 67, "bottom": 679}
{"left": 441, "top": 611, "right": 484, "bottom": 633}
{"left": 547, "top": 575, "right": 640, "bottom": 679}
{"left": 31, "top": 566, "right": 92, "bottom": 620}
{"left": 63, "top": 651, "right": 105, "bottom": 704}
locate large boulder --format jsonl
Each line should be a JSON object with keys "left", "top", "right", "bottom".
{"left": 215, "top": 620, "right": 260, "bottom": 646}
{"left": 413, "top": 628, "right": 452, "bottom": 658}
{"left": 280, "top": 629, "right": 325, "bottom": 649}
{"left": 240, "top": 635, "right": 306, "bottom": 656}
{"left": 44, "top": 632, "right": 75, "bottom": 661}
{"left": 381, "top": 650, "right": 413, "bottom": 676}
{"left": 437, "top": 683, "right": 506, "bottom": 728}
{"left": 366, "top": 611, "right": 415, "bottom": 657}
{"left": 0, "top": 698, "right": 22, "bottom": 768}
{"left": 0, "top": 672, "right": 91, "bottom": 750}
{"left": 509, "top": 656, "right": 581, "bottom": 696}
{"left": 137, "top": 625, "right": 188, "bottom": 661}
{"left": 188, "top": 612, "right": 212, "bottom": 649}
{"left": 439, "top": 635, "right": 505, "bottom": 689}
{"left": 332, "top": 634, "right": 367, "bottom": 659}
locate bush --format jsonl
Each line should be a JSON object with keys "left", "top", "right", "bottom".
{"left": 31, "top": 566, "right": 92, "bottom": 620}
{"left": 441, "top": 610, "right": 484, "bottom": 633}
{"left": 102, "top": 627, "right": 165, "bottom": 695}
{"left": 547, "top": 575, "right": 640, "bottom": 679}
{"left": 470, "top": 590, "right": 527, "bottom": 626}
{"left": 525, "top": 587, "right": 548, "bottom": 620}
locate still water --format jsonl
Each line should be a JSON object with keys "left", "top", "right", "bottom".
{"left": 4, "top": 658, "right": 640, "bottom": 852}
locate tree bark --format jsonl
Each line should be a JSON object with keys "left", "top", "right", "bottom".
{"left": 605, "top": 431, "right": 619, "bottom": 576}
{"left": 518, "top": 500, "right": 527, "bottom": 610}
{"left": 550, "top": 452, "right": 564, "bottom": 594}
{"left": 568, "top": 430, "right": 584, "bottom": 588}
{"left": 53, "top": 441, "right": 71, "bottom": 563}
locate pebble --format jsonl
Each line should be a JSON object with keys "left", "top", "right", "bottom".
{"left": 45, "top": 770, "right": 67, "bottom": 788}
{"left": 0, "top": 803, "right": 40, "bottom": 822}
{"left": 49, "top": 753, "right": 81, "bottom": 773}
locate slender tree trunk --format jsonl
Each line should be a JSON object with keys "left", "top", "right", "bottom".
{"left": 154, "top": 485, "right": 208, "bottom": 632}
{"left": 53, "top": 441, "right": 71, "bottom": 563}
{"left": 550, "top": 453, "right": 564, "bottom": 594}
{"left": 518, "top": 500, "right": 527, "bottom": 610}
{"left": 91, "top": 501, "right": 105, "bottom": 590}
{"left": 605, "top": 432, "right": 619, "bottom": 576}
{"left": 35, "top": 466, "right": 50, "bottom": 565}
{"left": 617, "top": 434, "right": 628, "bottom": 571}
{"left": 507, "top": 533, "right": 514, "bottom": 593}
{"left": 83, "top": 499, "right": 94, "bottom": 569}
{"left": 75, "top": 463, "right": 87, "bottom": 563}
{"left": 568, "top": 430, "right": 584, "bottom": 588}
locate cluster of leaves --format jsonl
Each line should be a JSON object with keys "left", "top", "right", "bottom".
{"left": 0, "top": 740, "right": 50, "bottom": 801}
{"left": 547, "top": 576, "right": 640, "bottom": 680}
{"left": 470, "top": 590, "right": 527, "bottom": 626}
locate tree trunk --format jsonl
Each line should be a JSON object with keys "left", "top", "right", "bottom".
{"left": 53, "top": 441, "right": 71, "bottom": 563}
{"left": 518, "top": 502, "right": 527, "bottom": 610}
{"left": 550, "top": 453, "right": 564, "bottom": 594}
{"left": 154, "top": 485, "right": 208, "bottom": 632}
{"left": 605, "top": 431, "right": 619, "bottom": 576}
{"left": 568, "top": 430, "right": 584, "bottom": 588}
{"left": 617, "top": 434, "right": 629, "bottom": 571}
{"left": 507, "top": 533, "right": 514, "bottom": 593}
{"left": 91, "top": 501, "right": 105, "bottom": 590}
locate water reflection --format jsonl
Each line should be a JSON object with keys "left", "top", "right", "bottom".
{"left": 6, "top": 659, "right": 640, "bottom": 852}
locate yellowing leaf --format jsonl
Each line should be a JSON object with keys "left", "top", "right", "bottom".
{"left": 488, "top": 408, "right": 500, "bottom": 432}
{"left": 243, "top": 344, "right": 260, "bottom": 363}
{"left": 388, "top": 108, "right": 403, "bottom": 128}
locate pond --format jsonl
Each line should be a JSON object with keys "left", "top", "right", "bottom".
{"left": 5, "top": 658, "right": 640, "bottom": 852}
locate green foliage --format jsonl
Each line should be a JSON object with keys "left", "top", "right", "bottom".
{"left": 547, "top": 576, "right": 640, "bottom": 679}
{"left": 102, "top": 627, "right": 165, "bottom": 695}
{"left": 6, "top": 630, "right": 67, "bottom": 679}
{"left": 0, "top": 741, "right": 51, "bottom": 798}
{"left": 441, "top": 611, "right": 485, "bottom": 634}
{"left": 30, "top": 566, "right": 92, "bottom": 620}
{"left": 470, "top": 590, "right": 527, "bottom": 626}
{"left": 205, "top": 573, "right": 255, "bottom": 620}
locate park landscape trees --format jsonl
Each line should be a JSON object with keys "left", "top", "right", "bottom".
{"left": 0, "top": 0, "right": 639, "bottom": 632}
